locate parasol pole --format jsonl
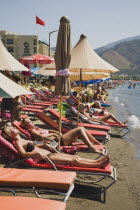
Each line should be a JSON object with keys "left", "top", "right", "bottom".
{"left": 88, "top": 85, "right": 90, "bottom": 102}
{"left": 25, "top": 76, "right": 27, "bottom": 85}
{"left": 77, "top": 68, "right": 82, "bottom": 126}
{"left": 83, "top": 83, "right": 86, "bottom": 104}
{"left": 92, "top": 83, "right": 94, "bottom": 102}
{"left": 58, "top": 94, "right": 63, "bottom": 152}
{"left": 24, "top": 95, "right": 26, "bottom": 105}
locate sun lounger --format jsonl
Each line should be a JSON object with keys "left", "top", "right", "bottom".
{"left": 24, "top": 105, "right": 47, "bottom": 109}
{"left": 0, "top": 134, "right": 117, "bottom": 202}
{"left": 22, "top": 107, "right": 44, "bottom": 113}
{"left": 30, "top": 88, "right": 61, "bottom": 103}
{"left": 0, "top": 196, "right": 66, "bottom": 210}
{"left": 42, "top": 90, "right": 68, "bottom": 100}
{"left": 70, "top": 107, "right": 131, "bottom": 138}
{"left": 36, "top": 112, "right": 110, "bottom": 143}
{"left": 30, "top": 87, "right": 48, "bottom": 101}
{"left": 12, "top": 121, "right": 107, "bottom": 156}
{"left": 48, "top": 109, "right": 111, "bottom": 132}
{"left": 0, "top": 167, "right": 76, "bottom": 202}
{"left": 22, "top": 95, "right": 57, "bottom": 106}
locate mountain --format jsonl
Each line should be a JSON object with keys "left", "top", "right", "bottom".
{"left": 99, "top": 38, "right": 140, "bottom": 74}
{"left": 51, "top": 35, "right": 140, "bottom": 74}
{"left": 95, "top": 35, "right": 140, "bottom": 55}
{"left": 101, "top": 50, "right": 132, "bottom": 70}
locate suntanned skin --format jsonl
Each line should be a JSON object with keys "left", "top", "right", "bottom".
{"left": 82, "top": 111, "right": 128, "bottom": 126}
{"left": 2, "top": 126, "right": 110, "bottom": 168}
{"left": 22, "top": 118, "right": 106, "bottom": 154}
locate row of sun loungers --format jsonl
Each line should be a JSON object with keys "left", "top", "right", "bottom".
{"left": 0, "top": 87, "right": 130, "bottom": 206}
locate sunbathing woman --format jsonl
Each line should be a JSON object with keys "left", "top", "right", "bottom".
{"left": 1, "top": 125, "right": 110, "bottom": 168}
{"left": 81, "top": 109, "right": 127, "bottom": 126}
{"left": 80, "top": 104, "right": 109, "bottom": 115}
{"left": 21, "top": 117, "right": 105, "bottom": 154}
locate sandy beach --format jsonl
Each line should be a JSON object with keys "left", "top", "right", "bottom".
{"left": 0, "top": 106, "right": 140, "bottom": 210}
{"left": 66, "top": 105, "right": 140, "bottom": 209}
{"left": 66, "top": 135, "right": 140, "bottom": 210}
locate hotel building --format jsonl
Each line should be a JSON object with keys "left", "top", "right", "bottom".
{"left": 0, "top": 30, "right": 54, "bottom": 67}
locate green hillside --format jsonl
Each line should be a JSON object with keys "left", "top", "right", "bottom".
{"left": 100, "top": 39, "right": 140, "bottom": 75}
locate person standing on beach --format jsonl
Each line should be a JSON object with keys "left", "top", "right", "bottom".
{"left": 1, "top": 70, "right": 23, "bottom": 122}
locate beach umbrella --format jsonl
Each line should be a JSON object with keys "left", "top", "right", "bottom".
{"left": 0, "top": 73, "right": 33, "bottom": 98}
{"left": 54, "top": 16, "right": 71, "bottom": 151}
{"left": 40, "top": 64, "right": 110, "bottom": 81}
{"left": 19, "top": 54, "right": 54, "bottom": 64}
{"left": 69, "top": 34, "right": 119, "bottom": 123}
{"left": 70, "top": 72, "right": 110, "bottom": 81}
{"left": 55, "top": 16, "right": 71, "bottom": 96}
{"left": 0, "top": 39, "right": 29, "bottom": 71}
{"left": 69, "top": 34, "right": 119, "bottom": 73}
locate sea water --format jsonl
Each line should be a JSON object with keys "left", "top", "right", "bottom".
{"left": 108, "top": 82, "right": 140, "bottom": 159}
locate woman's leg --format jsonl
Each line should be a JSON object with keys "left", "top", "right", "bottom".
{"left": 84, "top": 128, "right": 104, "bottom": 145}
{"left": 101, "top": 114, "right": 123, "bottom": 125}
{"left": 1, "top": 110, "right": 6, "bottom": 120}
{"left": 48, "top": 153, "right": 109, "bottom": 168}
{"left": 14, "top": 105, "right": 22, "bottom": 121}
{"left": 99, "top": 95, "right": 106, "bottom": 103}
{"left": 62, "top": 127, "right": 102, "bottom": 153}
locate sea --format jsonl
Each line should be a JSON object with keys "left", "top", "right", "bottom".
{"left": 108, "top": 81, "right": 140, "bottom": 159}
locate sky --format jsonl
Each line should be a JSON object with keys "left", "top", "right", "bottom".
{"left": 0, "top": 0, "right": 140, "bottom": 49}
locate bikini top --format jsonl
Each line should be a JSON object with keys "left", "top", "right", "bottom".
{"left": 27, "top": 127, "right": 49, "bottom": 139}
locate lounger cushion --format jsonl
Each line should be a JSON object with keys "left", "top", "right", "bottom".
{"left": 0, "top": 168, "right": 76, "bottom": 191}
{"left": 32, "top": 162, "right": 112, "bottom": 174}
{"left": 25, "top": 105, "right": 45, "bottom": 109}
{"left": 48, "top": 109, "right": 110, "bottom": 131}
{"left": 0, "top": 135, "right": 19, "bottom": 160}
{"left": 0, "top": 196, "right": 66, "bottom": 210}
{"left": 78, "top": 123, "right": 110, "bottom": 131}
{"left": 22, "top": 107, "right": 44, "bottom": 113}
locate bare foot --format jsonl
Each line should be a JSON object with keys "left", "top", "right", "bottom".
{"left": 96, "top": 155, "right": 108, "bottom": 163}
{"left": 89, "top": 146, "right": 102, "bottom": 154}
{"left": 122, "top": 120, "right": 128, "bottom": 124}
{"left": 99, "top": 155, "right": 110, "bottom": 168}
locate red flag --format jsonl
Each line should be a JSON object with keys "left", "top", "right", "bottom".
{"left": 36, "top": 16, "right": 45, "bottom": 26}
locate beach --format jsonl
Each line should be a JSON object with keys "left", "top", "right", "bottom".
{"left": 0, "top": 93, "right": 140, "bottom": 210}
{"left": 66, "top": 91, "right": 140, "bottom": 210}
{"left": 66, "top": 134, "right": 140, "bottom": 210}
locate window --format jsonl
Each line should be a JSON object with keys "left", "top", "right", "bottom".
{"left": 33, "top": 39, "right": 37, "bottom": 45}
{"left": 34, "top": 47, "right": 37, "bottom": 53}
{"left": 7, "top": 47, "right": 14, "bottom": 52}
{"left": 6, "top": 39, "right": 14, "bottom": 44}
{"left": 24, "top": 50, "right": 29, "bottom": 53}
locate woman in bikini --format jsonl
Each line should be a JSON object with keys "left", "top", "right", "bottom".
{"left": 21, "top": 117, "right": 106, "bottom": 154}
{"left": 1, "top": 124, "right": 110, "bottom": 168}
{"left": 81, "top": 109, "right": 127, "bottom": 126}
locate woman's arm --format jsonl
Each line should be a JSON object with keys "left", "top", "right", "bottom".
{"left": 48, "top": 130, "right": 59, "bottom": 135}
{"left": 30, "top": 129, "right": 58, "bottom": 142}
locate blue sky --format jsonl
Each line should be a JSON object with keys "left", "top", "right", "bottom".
{"left": 0, "top": 0, "right": 140, "bottom": 49}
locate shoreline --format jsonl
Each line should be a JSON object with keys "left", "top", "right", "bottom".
{"left": 66, "top": 102, "right": 140, "bottom": 209}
